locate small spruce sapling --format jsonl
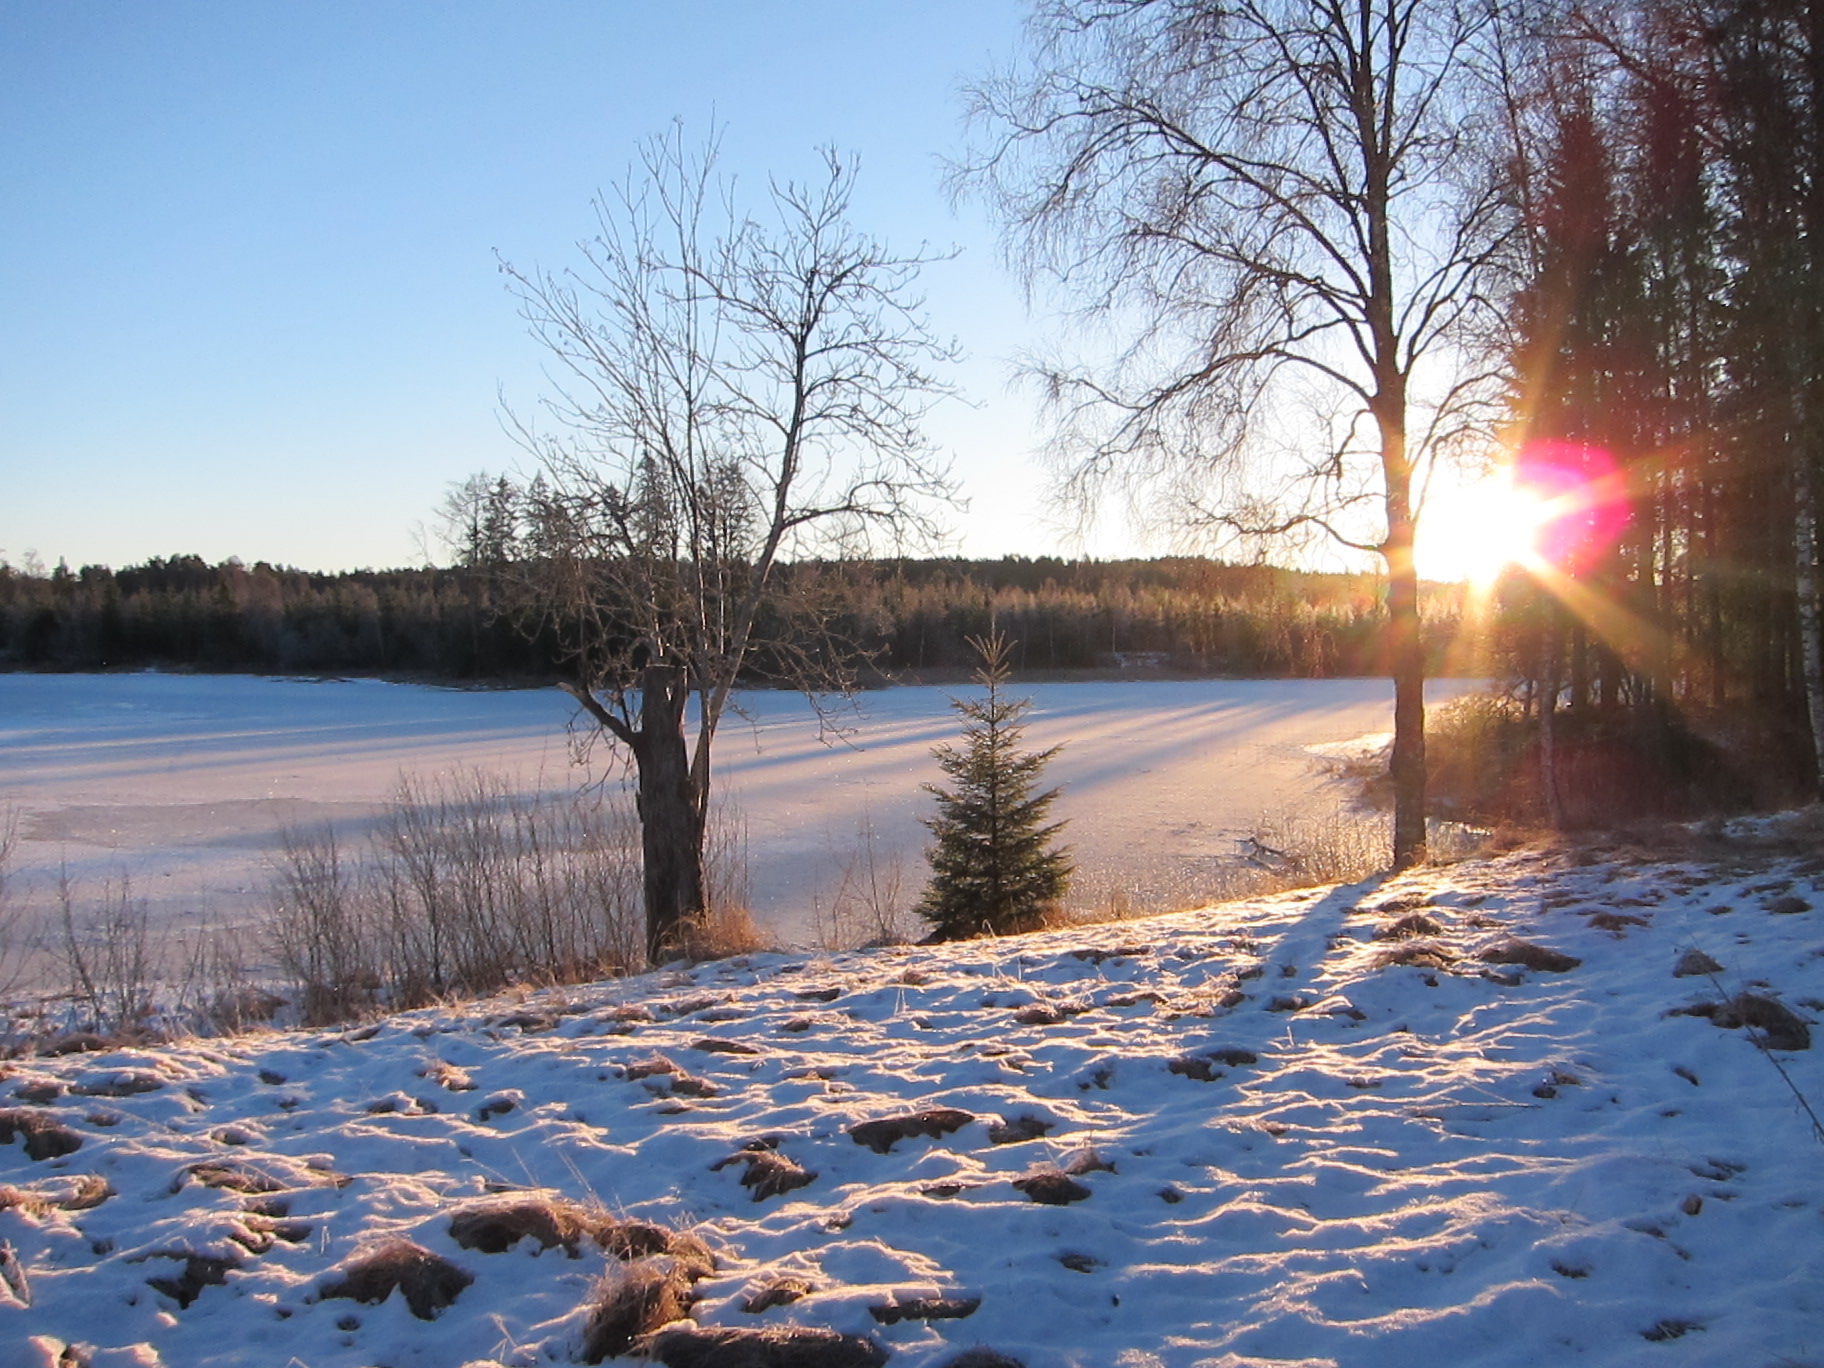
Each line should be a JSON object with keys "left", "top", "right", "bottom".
{"left": 918, "top": 631, "right": 1072, "bottom": 939}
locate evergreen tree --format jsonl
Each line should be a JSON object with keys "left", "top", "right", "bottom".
{"left": 918, "top": 631, "right": 1072, "bottom": 940}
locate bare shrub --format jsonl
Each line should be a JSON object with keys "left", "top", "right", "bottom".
{"left": 53, "top": 868, "right": 162, "bottom": 1038}
{"left": 266, "top": 825, "right": 378, "bottom": 1025}
{"left": 371, "top": 771, "right": 644, "bottom": 1001}
{"left": 702, "top": 804, "right": 754, "bottom": 932}
{"left": 0, "top": 806, "right": 42, "bottom": 1049}
{"left": 1233, "top": 805, "right": 1488, "bottom": 898}
{"left": 812, "top": 805, "right": 914, "bottom": 950}
{"left": 159, "top": 911, "right": 273, "bottom": 1035}
{"left": 262, "top": 771, "right": 645, "bottom": 1022}
{"left": 0, "top": 807, "right": 29, "bottom": 994}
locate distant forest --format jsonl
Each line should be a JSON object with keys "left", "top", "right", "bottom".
{"left": 0, "top": 553, "right": 1478, "bottom": 683}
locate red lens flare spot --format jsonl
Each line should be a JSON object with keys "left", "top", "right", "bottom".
{"left": 1513, "top": 441, "right": 1630, "bottom": 574}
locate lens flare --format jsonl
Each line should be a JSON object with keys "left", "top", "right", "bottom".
{"left": 1513, "top": 441, "right": 1631, "bottom": 575}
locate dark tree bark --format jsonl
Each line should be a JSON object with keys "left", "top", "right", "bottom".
{"left": 628, "top": 664, "right": 705, "bottom": 961}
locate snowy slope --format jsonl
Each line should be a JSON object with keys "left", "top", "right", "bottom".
{"left": 2, "top": 830, "right": 1821, "bottom": 1368}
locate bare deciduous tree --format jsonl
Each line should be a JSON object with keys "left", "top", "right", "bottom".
{"left": 960, "top": 0, "right": 1516, "bottom": 867}
{"left": 501, "top": 129, "right": 956, "bottom": 959}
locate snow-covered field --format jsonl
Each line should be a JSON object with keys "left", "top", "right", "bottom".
{"left": 0, "top": 673, "right": 1482, "bottom": 942}
{"left": 2, "top": 823, "right": 1821, "bottom": 1366}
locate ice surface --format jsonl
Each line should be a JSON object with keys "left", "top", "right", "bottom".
{"left": 0, "top": 673, "right": 1483, "bottom": 941}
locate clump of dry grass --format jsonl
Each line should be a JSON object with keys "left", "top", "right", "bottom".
{"left": 600, "top": 1220, "right": 714, "bottom": 1278}
{"left": 445, "top": 1194, "right": 715, "bottom": 1273}
{"left": 320, "top": 1238, "right": 473, "bottom": 1320}
{"left": 1, "top": 1173, "right": 111, "bottom": 1214}
{"left": 187, "top": 1160, "right": 285, "bottom": 1195}
{"left": 678, "top": 902, "right": 770, "bottom": 961}
{"left": 1375, "top": 912, "right": 1444, "bottom": 940}
{"left": 637, "top": 1323, "right": 890, "bottom": 1368}
{"left": 579, "top": 1257, "right": 697, "bottom": 1363}
{"left": 848, "top": 1108, "right": 974, "bottom": 1155}
{"left": 1479, "top": 939, "right": 1582, "bottom": 973}
{"left": 567, "top": 1209, "right": 719, "bottom": 1361}
{"left": 140, "top": 1249, "right": 239, "bottom": 1309}
{"left": 0, "top": 1108, "right": 83, "bottom": 1161}
{"left": 1011, "top": 1168, "right": 1090, "bottom": 1205}
{"left": 1371, "top": 941, "right": 1458, "bottom": 970}
{"left": 742, "top": 1273, "right": 815, "bottom": 1313}
{"left": 448, "top": 1197, "right": 598, "bottom": 1255}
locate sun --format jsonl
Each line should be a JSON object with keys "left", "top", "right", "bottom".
{"left": 1416, "top": 469, "right": 1555, "bottom": 586}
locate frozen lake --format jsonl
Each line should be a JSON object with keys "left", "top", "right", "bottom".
{"left": 0, "top": 672, "right": 1483, "bottom": 944}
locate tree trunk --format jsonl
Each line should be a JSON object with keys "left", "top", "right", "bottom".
{"left": 1540, "top": 634, "right": 1562, "bottom": 829}
{"left": 1382, "top": 431, "right": 1427, "bottom": 871}
{"left": 1798, "top": 0, "right": 1824, "bottom": 795}
{"left": 1792, "top": 447, "right": 1824, "bottom": 794}
{"left": 630, "top": 663, "right": 706, "bottom": 961}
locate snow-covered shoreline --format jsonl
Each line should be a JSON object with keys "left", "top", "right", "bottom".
{"left": 2, "top": 832, "right": 1820, "bottom": 1366}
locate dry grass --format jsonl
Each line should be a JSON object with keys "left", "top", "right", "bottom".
{"left": 637, "top": 1323, "right": 891, "bottom": 1368}
{"left": 187, "top": 1160, "right": 285, "bottom": 1195}
{"left": 579, "top": 1258, "right": 697, "bottom": 1363}
{"left": 448, "top": 1197, "right": 599, "bottom": 1255}
{"left": 742, "top": 1273, "right": 815, "bottom": 1313}
{"left": 141, "top": 1250, "right": 239, "bottom": 1309}
{"left": 848, "top": 1108, "right": 975, "bottom": 1155}
{"left": 0, "top": 1108, "right": 84, "bottom": 1161}
{"left": 443, "top": 1195, "right": 714, "bottom": 1275}
{"left": 320, "top": 1238, "right": 473, "bottom": 1320}
{"left": 1374, "top": 913, "right": 1445, "bottom": 940}
{"left": 1478, "top": 939, "right": 1582, "bottom": 973}
{"left": 678, "top": 901, "right": 771, "bottom": 961}
{"left": 1371, "top": 941, "right": 1459, "bottom": 970}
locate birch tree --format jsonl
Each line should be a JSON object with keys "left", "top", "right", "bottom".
{"left": 960, "top": 0, "right": 1515, "bottom": 867}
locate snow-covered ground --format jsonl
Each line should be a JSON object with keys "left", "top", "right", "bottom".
{"left": 0, "top": 673, "right": 1483, "bottom": 942}
{"left": 2, "top": 824, "right": 1821, "bottom": 1367}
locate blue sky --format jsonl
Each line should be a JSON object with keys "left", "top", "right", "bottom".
{"left": 0, "top": 1, "right": 1089, "bottom": 572}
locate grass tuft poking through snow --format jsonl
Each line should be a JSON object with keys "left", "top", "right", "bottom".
{"left": 2, "top": 833, "right": 1823, "bottom": 1366}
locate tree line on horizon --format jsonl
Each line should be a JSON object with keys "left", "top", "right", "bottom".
{"left": 0, "top": 549, "right": 1476, "bottom": 684}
